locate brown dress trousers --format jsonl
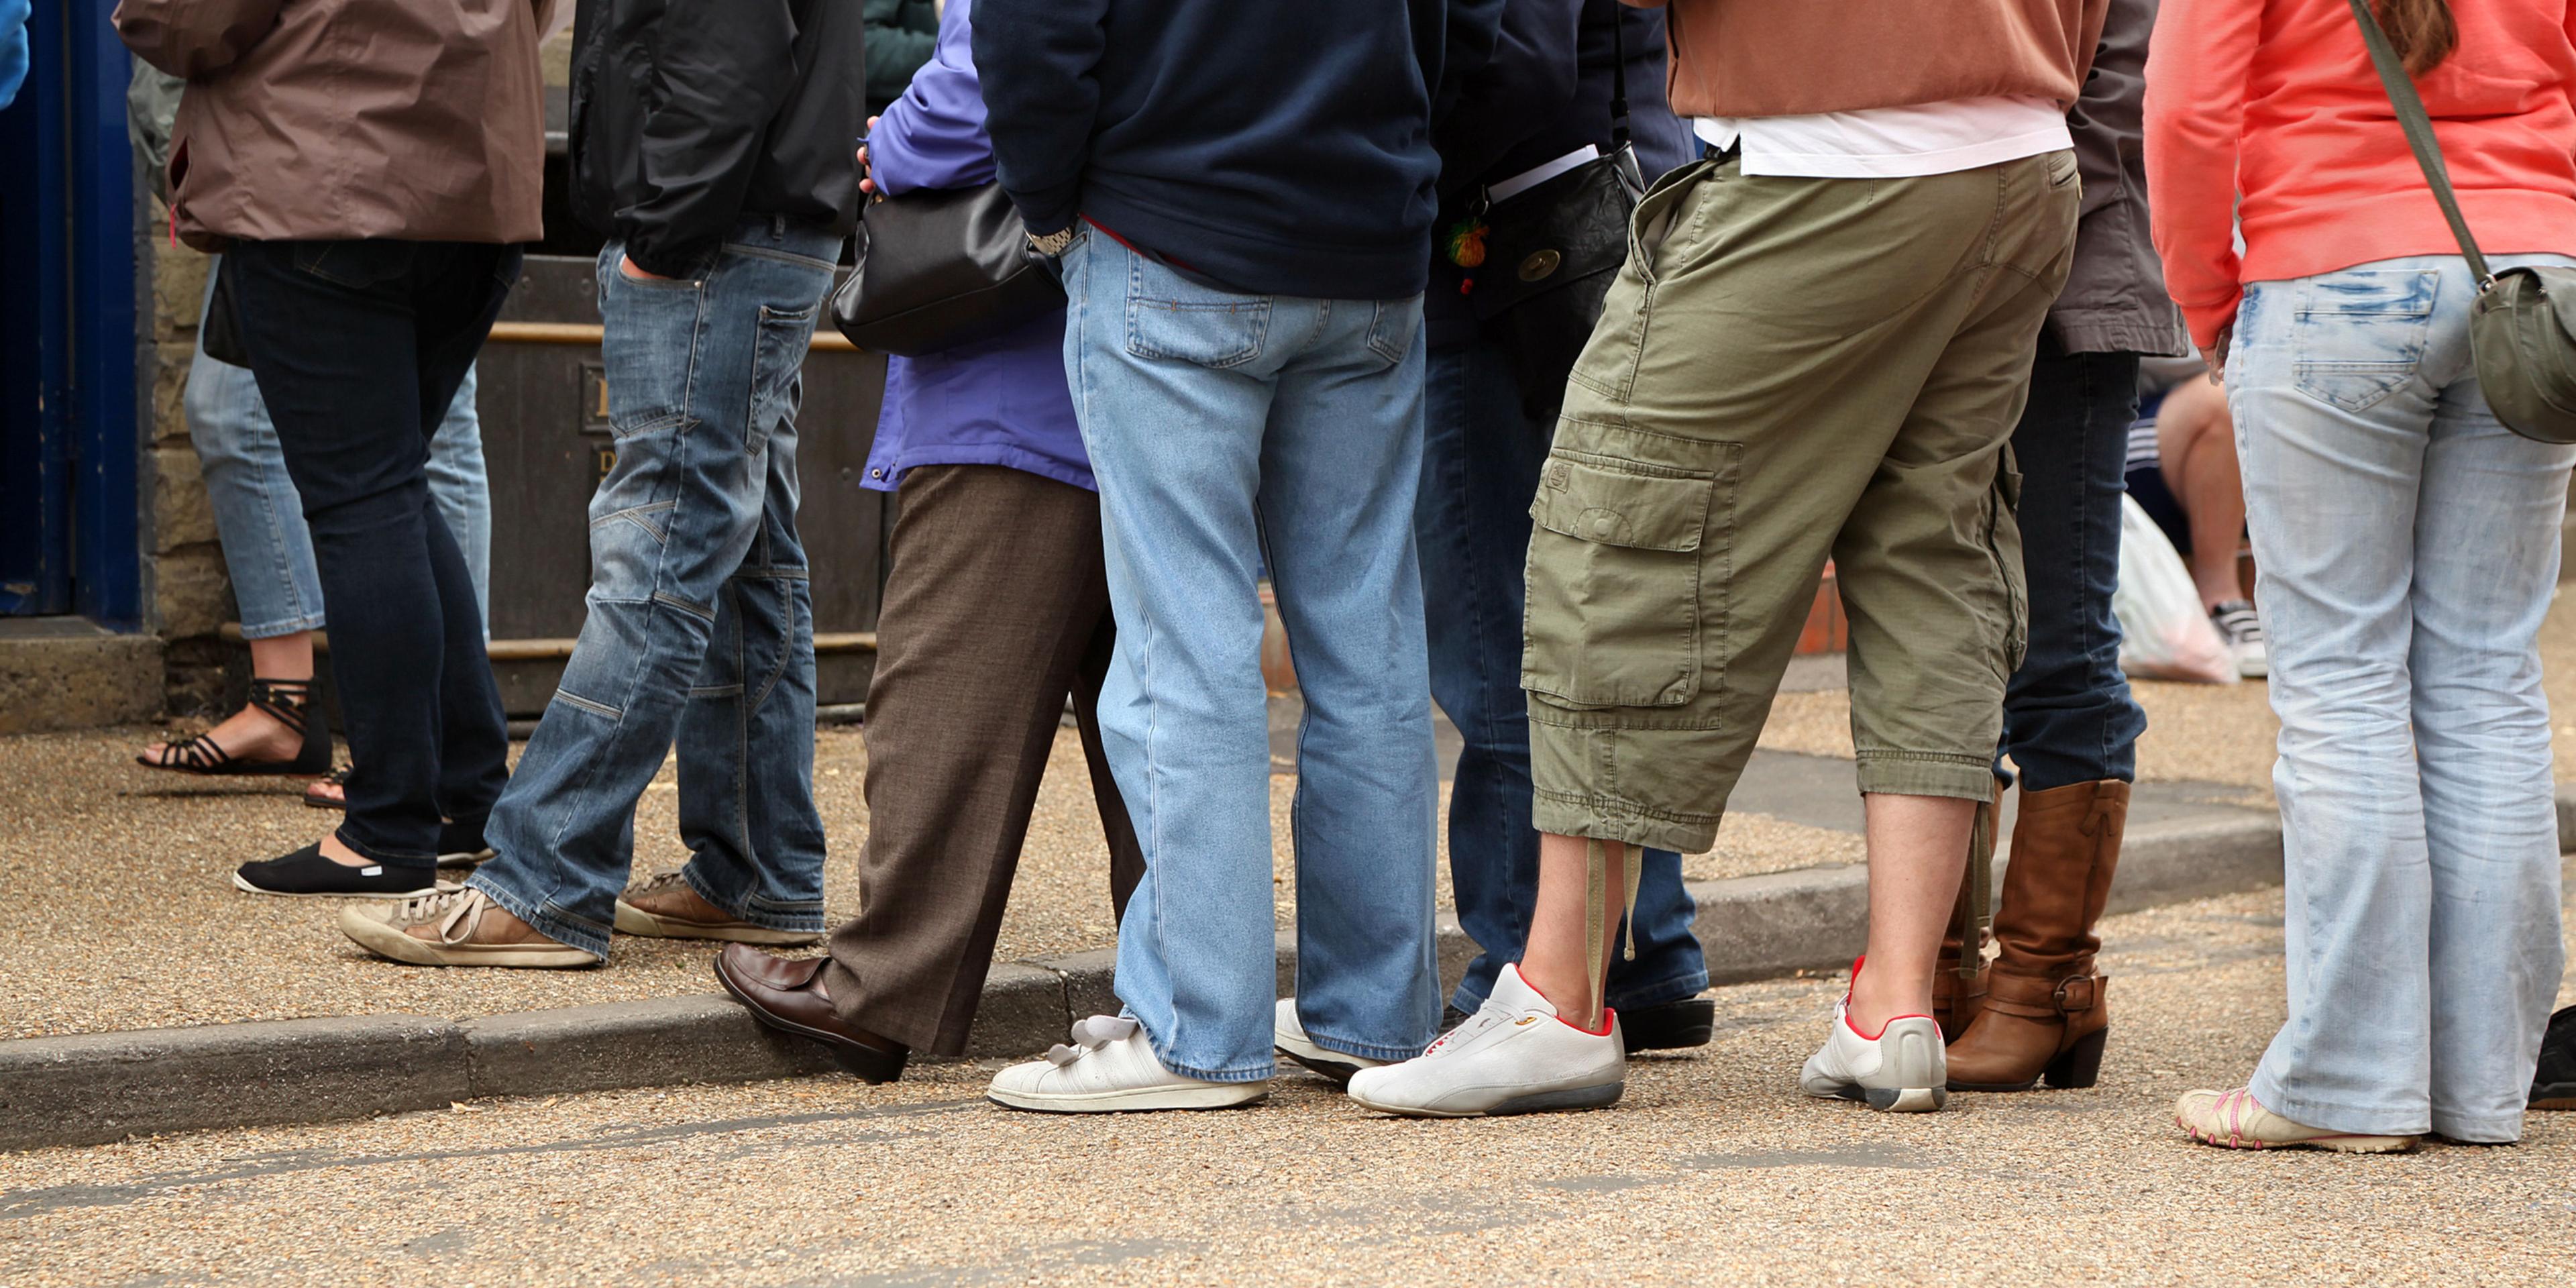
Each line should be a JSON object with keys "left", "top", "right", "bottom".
{"left": 822, "top": 464, "right": 1143, "bottom": 1055}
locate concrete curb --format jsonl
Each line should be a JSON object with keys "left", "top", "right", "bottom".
{"left": 0, "top": 798, "right": 2533, "bottom": 1152}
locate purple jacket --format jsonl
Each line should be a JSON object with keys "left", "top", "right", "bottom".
{"left": 859, "top": 0, "right": 1091, "bottom": 494}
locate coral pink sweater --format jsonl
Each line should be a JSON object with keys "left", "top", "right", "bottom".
{"left": 2145, "top": 0, "right": 2576, "bottom": 348}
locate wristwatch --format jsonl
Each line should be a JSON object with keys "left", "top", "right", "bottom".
{"left": 1028, "top": 227, "right": 1076, "bottom": 257}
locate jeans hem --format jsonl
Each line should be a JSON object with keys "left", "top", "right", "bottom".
{"left": 332, "top": 826, "right": 435, "bottom": 870}
{"left": 679, "top": 864, "right": 827, "bottom": 934}
{"left": 1299, "top": 1031, "right": 1434, "bottom": 1064}
{"left": 1854, "top": 753, "right": 1998, "bottom": 802}
{"left": 464, "top": 869, "right": 614, "bottom": 959}
{"left": 2428, "top": 1110, "right": 2528, "bottom": 1144}
{"left": 236, "top": 612, "right": 329, "bottom": 641}
{"left": 2247, "top": 1067, "right": 2430, "bottom": 1138}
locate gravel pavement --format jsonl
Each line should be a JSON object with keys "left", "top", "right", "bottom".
{"left": 6, "top": 879, "right": 2570, "bottom": 1287}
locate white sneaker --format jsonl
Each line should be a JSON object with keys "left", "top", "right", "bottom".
{"left": 1273, "top": 998, "right": 1391, "bottom": 1085}
{"left": 1344, "top": 963, "right": 1624, "bottom": 1118}
{"left": 2210, "top": 600, "right": 2268, "bottom": 679}
{"left": 986, "top": 1015, "right": 1271, "bottom": 1114}
{"left": 1799, "top": 964, "right": 1947, "bottom": 1114}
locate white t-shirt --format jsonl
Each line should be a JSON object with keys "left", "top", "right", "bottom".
{"left": 1694, "top": 96, "right": 2072, "bottom": 179}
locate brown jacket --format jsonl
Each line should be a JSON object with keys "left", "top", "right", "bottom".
{"left": 1632, "top": 0, "right": 2107, "bottom": 119}
{"left": 114, "top": 0, "right": 557, "bottom": 251}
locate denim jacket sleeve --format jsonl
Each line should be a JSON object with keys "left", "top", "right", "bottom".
{"left": 868, "top": 0, "right": 997, "bottom": 197}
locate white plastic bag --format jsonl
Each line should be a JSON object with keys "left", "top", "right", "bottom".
{"left": 2113, "top": 494, "right": 2239, "bottom": 685}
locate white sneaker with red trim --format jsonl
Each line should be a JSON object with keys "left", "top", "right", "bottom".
{"left": 1800, "top": 963, "right": 1948, "bottom": 1114}
{"left": 1344, "top": 963, "right": 1624, "bottom": 1118}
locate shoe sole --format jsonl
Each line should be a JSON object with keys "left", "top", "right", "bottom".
{"left": 710, "top": 958, "right": 907, "bottom": 1084}
{"left": 2176, "top": 1116, "right": 2416, "bottom": 1153}
{"left": 337, "top": 907, "right": 598, "bottom": 968}
{"left": 1803, "top": 1082, "right": 1949, "bottom": 1114}
{"left": 985, "top": 1083, "right": 1271, "bottom": 1114}
{"left": 614, "top": 901, "right": 822, "bottom": 946}
{"left": 233, "top": 873, "right": 440, "bottom": 900}
{"left": 1347, "top": 1080, "right": 1625, "bottom": 1119}
{"left": 2531, "top": 1093, "right": 2576, "bottom": 1111}
{"left": 437, "top": 849, "right": 495, "bottom": 868}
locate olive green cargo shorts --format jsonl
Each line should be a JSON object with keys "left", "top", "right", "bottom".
{"left": 1523, "top": 150, "right": 2080, "bottom": 855}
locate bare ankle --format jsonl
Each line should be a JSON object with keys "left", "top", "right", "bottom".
{"left": 1847, "top": 963, "right": 1933, "bottom": 1037}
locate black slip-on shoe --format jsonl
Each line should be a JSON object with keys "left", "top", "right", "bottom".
{"left": 233, "top": 843, "right": 441, "bottom": 899}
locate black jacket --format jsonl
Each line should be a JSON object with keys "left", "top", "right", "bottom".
{"left": 568, "top": 0, "right": 867, "bottom": 278}
{"left": 974, "top": 0, "right": 1506, "bottom": 300}
{"left": 1427, "top": 0, "right": 1688, "bottom": 345}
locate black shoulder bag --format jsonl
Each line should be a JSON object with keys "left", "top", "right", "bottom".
{"left": 830, "top": 180, "right": 1067, "bottom": 358}
{"left": 1454, "top": 13, "right": 1648, "bottom": 418}
{"left": 2348, "top": 0, "right": 2576, "bottom": 443}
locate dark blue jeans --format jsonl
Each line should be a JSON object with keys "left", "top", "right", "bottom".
{"left": 225, "top": 239, "right": 516, "bottom": 869}
{"left": 2000, "top": 345, "right": 2147, "bottom": 789}
{"left": 1416, "top": 337, "right": 1709, "bottom": 1013}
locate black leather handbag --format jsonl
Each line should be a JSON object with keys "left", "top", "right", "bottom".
{"left": 830, "top": 181, "right": 1066, "bottom": 357}
{"left": 1458, "top": 12, "right": 1647, "bottom": 417}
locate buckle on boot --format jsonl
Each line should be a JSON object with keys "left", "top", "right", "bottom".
{"left": 2053, "top": 974, "right": 2103, "bottom": 1013}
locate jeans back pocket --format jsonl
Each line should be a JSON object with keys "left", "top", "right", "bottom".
{"left": 1124, "top": 256, "right": 1271, "bottom": 368}
{"left": 1521, "top": 449, "right": 1729, "bottom": 710}
{"left": 2294, "top": 268, "right": 2438, "bottom": 412}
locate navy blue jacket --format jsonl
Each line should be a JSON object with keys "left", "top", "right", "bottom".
{"left": 973, "top": 0, "right": 1507, "bottom": 301}
{"left": 1427, "top": 0, "right": 1690, "bottom": 345}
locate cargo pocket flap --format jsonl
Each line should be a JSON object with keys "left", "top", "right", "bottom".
{"left": 1531, "top": 458, "right": 1711, "bottom": 553}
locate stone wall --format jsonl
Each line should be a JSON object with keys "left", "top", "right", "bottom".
{"left": 142, "top": 221, "right": 236, "bottom": 720}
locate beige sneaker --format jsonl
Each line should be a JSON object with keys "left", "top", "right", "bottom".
{"left": 2175, "top": 1087, "right": 2418, "bottom": 1154}
{"left": 612, "top": 871, "right": 822, "bottom": 945}
{"left": 339, "top": 887, "right": 600, "bottom": 969}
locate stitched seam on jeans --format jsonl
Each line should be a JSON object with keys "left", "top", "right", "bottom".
{"left": 653, "top": 590, "right": 718, "bottom": 621}
{"left": 552, "top": 690, "right": 622, "bottom": 719}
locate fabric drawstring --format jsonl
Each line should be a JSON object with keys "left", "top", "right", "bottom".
{"left": 1581, "top": 837, "right": 1644, "bottom": 1022}
{"left": 1955, "top": 796, "right": 1995, "bottom": 985}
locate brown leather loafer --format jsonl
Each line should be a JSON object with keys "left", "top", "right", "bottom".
{"left": 714, "top": 945, "right": 908, "bottom": 1083}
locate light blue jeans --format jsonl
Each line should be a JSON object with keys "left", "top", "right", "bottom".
{"left": 2231, "top": 253, "right": 2574, "bottom": 1142}
{"left": 470, "top": 221, "right": 839, "bottom": 959}
{"left": 188, "top": 257, "right": 490, "bottom": 637}
{"left": 1063, "top": 230, "right": 1444, "bottom": 1081}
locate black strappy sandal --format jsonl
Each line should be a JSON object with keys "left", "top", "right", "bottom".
{"left": 304, "top": 765, "right": 352, "bottom": 810}
{"left": 136, "top": 677, "right": 334, "bottom": 777}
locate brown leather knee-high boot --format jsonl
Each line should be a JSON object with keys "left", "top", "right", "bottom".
{"left": 1944, "top": 780, "right": 2128, "bottom": 1091}
{"left": 1931, "top": 784, "right": 2000, "bottom": 1037}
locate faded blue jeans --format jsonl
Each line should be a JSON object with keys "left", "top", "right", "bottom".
{"left": 188, "top": 257, "right": 490, "bottom": 637}
{"left": 1064, "top": 229, "right": 1444, "bottom": 1081}
{"left": 2231, "top": 254, "right": 2575, "bottom": 1143}
{"left": 472, "top": 220, "right": 841, "bottom": 959}
{"left": 1416, "top": 337, "right": 1707, "bottom": 1015}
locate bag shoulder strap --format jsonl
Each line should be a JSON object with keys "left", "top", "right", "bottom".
{"left": 1609, "top": 6, "right": 1630, "bottom": 149}
{"left": 2345, "top": 0, "right": 2493, "bottom": 285}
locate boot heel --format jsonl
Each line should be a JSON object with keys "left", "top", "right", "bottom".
{"left": 2043, "top": 1028, "right": 2107, "bottom": 1089}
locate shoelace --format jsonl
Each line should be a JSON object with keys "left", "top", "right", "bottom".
{"left": 1044, "top": 1015, "right": 1138, "bottom": 1067}
{"left": 381, "top": 883, "right": 480, "bottom": 944}
{"left": 629, "top": 869, "right": 690, "bottom": 897}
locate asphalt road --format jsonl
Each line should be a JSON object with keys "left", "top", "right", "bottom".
{"left": 7, "top": 879, "right": 2569, "bottom": 1287}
